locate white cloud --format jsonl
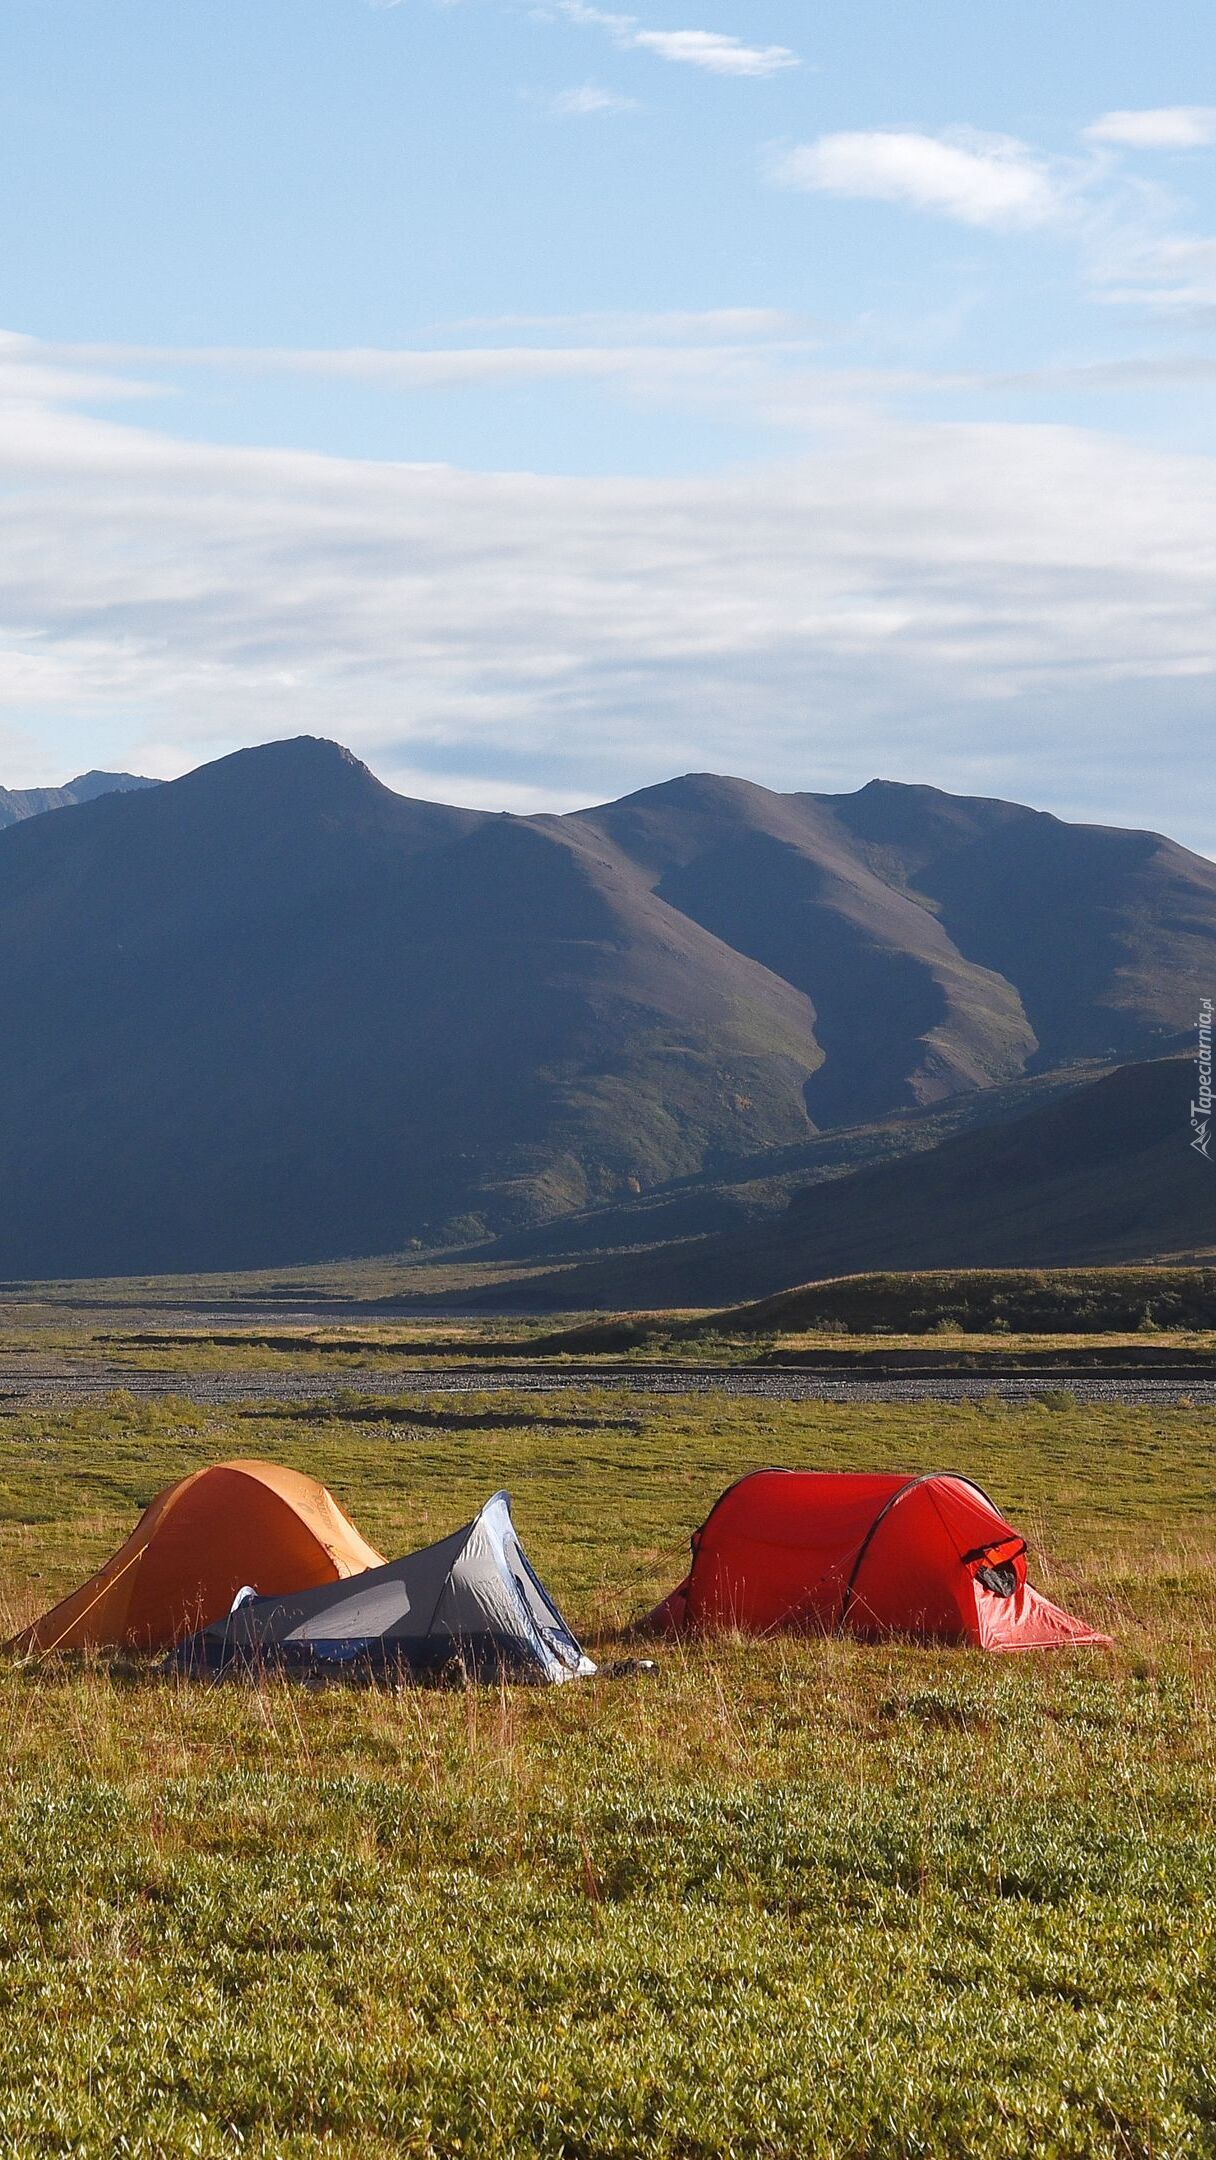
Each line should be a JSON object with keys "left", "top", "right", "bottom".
{"left": 557, "top": 3, "right": 798, "bottom": 77}
{"left": 0, "top": 331, "right": 166, "bottom": 407}
{"left": 1, "top": 349, "right": 1214, "bottom": 844}
{"left": 774, "top": 129, "right": 1062, "bottom": 229}
{"left": 1089, "top": 228, "right": 1216, "bottom": 313}
{"left": 25, "top": 333, "right": 816, "bottom": 408}
{"left": 629, "top": 28, "right": 797, "bottom": 76}
{"left": 549, "top": 82, "right": 639, "bottom": 113}
{"left": 28, "top": 325, "right": 1216, "bottom": 437}
{"left": 1086, "top": 106, "right": 1216, "bottom": 149}
{"left": 443, "top": 307, "right": 800, "bottom": 340}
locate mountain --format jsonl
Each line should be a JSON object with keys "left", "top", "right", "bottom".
{"left": 0, "top": 770, "right": 158, "bottom": 830}
{"left": 571, "top": 774, "right": 1214, "bottom": 1117}
{"left": 0, "top": 736, "right": 1212, "bottom": 1277}
{"left": 504, "top": 1056, "right": 1213, "bottom": 1310}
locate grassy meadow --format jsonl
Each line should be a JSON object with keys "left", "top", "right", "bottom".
{"left": 0, "top": 1383, "right": 1212, "bottom": 2156}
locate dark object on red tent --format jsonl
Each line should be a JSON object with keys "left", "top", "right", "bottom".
{"left": 645, "top": 1471, "right": 1111, "bottom": 1650}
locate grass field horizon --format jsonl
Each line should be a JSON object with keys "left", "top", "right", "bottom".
{"left": 0, "top": 1374, "right": 1212, "bottom": 2156}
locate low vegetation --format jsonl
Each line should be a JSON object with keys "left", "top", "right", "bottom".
{"left": 533, "top": 1267, "right": 1216, "bottom": 1361}
{"left": 719, "top": 1265, "right": 1216, "bottom": 1337}
{"left": 0, "top": 1380, "right": 1212, "bottom": 2155}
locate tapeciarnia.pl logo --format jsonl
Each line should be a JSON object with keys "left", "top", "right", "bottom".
{"left": 1193, "top": 997, "right": 1213, "bottom": 1161}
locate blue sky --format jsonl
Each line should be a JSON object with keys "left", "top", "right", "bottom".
{"left": 1, "top": 0, "right": 1214, "bottom": 846}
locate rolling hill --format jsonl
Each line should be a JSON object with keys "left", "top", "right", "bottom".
{"left": 0, "top": 736, "right": 1211, "bottom": 1276}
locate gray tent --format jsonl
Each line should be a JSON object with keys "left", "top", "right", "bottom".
{"left": 174, "top": 1491, "right": 595, "bottom": 1684}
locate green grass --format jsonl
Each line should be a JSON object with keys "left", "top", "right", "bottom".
{"left": 0, "top": 1386, "right": 1212, "bottom": 2156}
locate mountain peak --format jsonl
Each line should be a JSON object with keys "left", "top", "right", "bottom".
{"left": 164, "top": 735, "right": 391, "bottom": 817}
{"left": 283, "top": 736, "right": 364, "bottom": 766}
{"left": 822, "top": 774, "right": 1034, "bottom": 849}
{"left": 583, "top": 771, "right": 766, "bottom": 814}
{"left": 216, "top": 735, "right": 372, "bottom": 777}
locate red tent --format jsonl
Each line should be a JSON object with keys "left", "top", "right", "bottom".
{"left": 646, "top": 1470, "right": 1110, "bottom": 1650}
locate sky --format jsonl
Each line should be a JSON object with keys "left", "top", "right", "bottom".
{"left": 1, "top": 0, "right": 1215, "bottom": 847}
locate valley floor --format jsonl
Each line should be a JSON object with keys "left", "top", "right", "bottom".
{"left": 0, "top": 1382, "right": 1211, "bottom": 2157}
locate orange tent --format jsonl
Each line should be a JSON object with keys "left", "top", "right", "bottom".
{"left": 10, "top": 1459, "right": 385, "bottom": 1655}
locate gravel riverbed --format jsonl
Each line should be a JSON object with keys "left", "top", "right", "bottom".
{"left": 1, "top": 1357, "right": 1212, "bottom": 1408}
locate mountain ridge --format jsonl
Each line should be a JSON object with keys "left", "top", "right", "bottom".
{"left": 0, "top": 735, "right": 1210, "bottom": 1277}
{"left": 0, "top": 769, "right": 158, "bottom": 830}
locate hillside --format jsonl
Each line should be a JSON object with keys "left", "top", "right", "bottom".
{"left": 0, "top": 771, "right": 157, "bottom": 829}
{"left": 0, "top": 738, "right": 1212, "bottom": 1275}
{"left": 511, "top": 1056, "right": 1213, "bottom": 1309}
{"left": 471, "top": 1062, "right": 1106, "bottom": 1262}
